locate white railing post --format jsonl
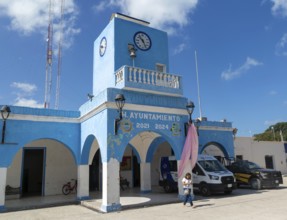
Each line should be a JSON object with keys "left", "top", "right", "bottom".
{"left": 129, "top": 67, "right": 133, "bottom": 82}
{"left": 138, "top": 69, "right": 142, "bottom": 83}
{"left": 133, "top": 68, "right": 137, "bottom": 82}
{"left": 151, "top": 72, "right": 155, "bottom": 85}
{"left": 142, "top": 70, "right": 146, "bottom": 84}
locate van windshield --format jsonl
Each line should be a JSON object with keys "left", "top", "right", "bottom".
{"left": 198, "top": 160, "right": 227, "bottom": 172}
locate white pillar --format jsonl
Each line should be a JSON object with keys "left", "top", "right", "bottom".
{"left": 140, "top": 162, "right": 151, "bottom": 193}
{"left": 101, "top": 158, "right": 121, "bottom": 212}
{"left": 77, "top": 165, "right": 90, "bottom": 200}
{"left": 177, "top": 160, "right": 193, "bottom": 200}
{"left": 0, "top": 167, "right": 7, "bottom": 211}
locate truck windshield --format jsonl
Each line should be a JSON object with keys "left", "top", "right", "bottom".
{"left": 246, "top": 161, "right": 261, "bottom": 170}
{"left": 198, "top": 160, "right": 227, "bottom": 172}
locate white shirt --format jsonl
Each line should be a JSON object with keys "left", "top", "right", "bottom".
{"left": 182, "top": 177, "right": 192, "bottom": 189}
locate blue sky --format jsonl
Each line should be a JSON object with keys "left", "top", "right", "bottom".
{"left": 0, "top": 0, "right": 286, "bottom": 137}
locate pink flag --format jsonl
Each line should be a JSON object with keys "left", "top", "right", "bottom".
{"left": 178, "top": 123, "right": 198, "bottom": 177}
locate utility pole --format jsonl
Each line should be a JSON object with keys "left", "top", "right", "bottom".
{"left": 271, "top": 126, "right": 275, "bottom": 141}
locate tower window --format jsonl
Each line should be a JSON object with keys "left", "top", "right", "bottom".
{"left": 156, "top": 63, "right": 166, "bottom": 73}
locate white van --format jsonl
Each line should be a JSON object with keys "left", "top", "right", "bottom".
{"left": 159, "top": 154, "right": 236, "bottom": 196}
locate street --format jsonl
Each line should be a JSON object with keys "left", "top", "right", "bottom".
{"left": 1, "top": 179, "right": 287, "bottom": 220}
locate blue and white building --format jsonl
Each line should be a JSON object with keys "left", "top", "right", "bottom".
{"left": 0, "top": 13, "right": 235, "bottom": 212}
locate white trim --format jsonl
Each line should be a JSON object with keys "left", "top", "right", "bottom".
{"left": 9, "top": 114, "right": 79, "bottom": 123}
{"left": 123, "top": 87, "right": 182, "bottom": 97}
{"left": 199, "top": 126, "right": 234, "bottom": 132}
{"left": 8, "top": 102, "right": 188, "bottom": 124}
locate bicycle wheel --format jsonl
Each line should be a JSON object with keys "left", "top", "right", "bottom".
{"left": 62, "top": 184, "right": 70, "bottom": 195}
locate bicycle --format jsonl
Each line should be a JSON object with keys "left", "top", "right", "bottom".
{"left": 62, "top": 179, "right": 77, "bottom": 195}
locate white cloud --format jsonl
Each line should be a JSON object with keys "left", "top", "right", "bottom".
{"left": 221, "top": 57, "right": 263, "bottom": 80}
{"left": 173, "top": 43, "right": 187, "bottom": 55}
{"left": 95, "top": 0, "right": 198, "bottom": 34}
{"left": 14, "top": 97, "right": 43, "bottom": 108}
{"left": 10, "top": 82, "right": 37, "bottom": 93}
{"left": 0, "top": 0, "right": 80, "bottom": 49}
{"left": 271, "top": 0, "right": 287, "bottom": 17}
{"left": 275, "top": 33, "right": 287, "bottom": 56}
{"left": 10, "top": 82, "right": 43, "bottom": 108}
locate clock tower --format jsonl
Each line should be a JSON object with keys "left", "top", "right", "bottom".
{"left": 93, "top": 13, "right": 176, "bottom": 97}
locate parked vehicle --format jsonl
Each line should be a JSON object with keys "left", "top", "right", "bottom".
{"left": 159, "top": 154, "right": 236, "bottom": 196}
{"left": 226, "top": 160, "right": 283, "bottom": 190}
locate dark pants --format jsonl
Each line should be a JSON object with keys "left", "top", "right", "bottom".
{"left": 183, "top": 189, "right": 193, "bottom": 205}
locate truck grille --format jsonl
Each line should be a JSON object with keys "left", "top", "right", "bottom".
{"left": 221, "top": 176, "right": 234, "bottom": 184}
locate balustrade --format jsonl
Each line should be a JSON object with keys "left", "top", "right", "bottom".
{"left": 115, "top": 66, "right": 180, "bottom": 89}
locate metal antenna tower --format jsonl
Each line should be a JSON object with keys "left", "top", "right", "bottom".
{"left": 55, "top": 0, "right": 65, "bottom": 109}
{"left": 44, "top": 0, "right": 54, "bottom": 109}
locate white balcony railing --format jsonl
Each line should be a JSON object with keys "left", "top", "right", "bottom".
{"left": 115, "top": 66, "right": 180, "bottom": 89}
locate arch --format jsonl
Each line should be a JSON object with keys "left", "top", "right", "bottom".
{"left": 81, "top": 134, "right": 99, "bottom": 165}
{"left": 146, "top": 135, "right": 180, "bottom": 162}
{"left": 200, "top": 142, "right": 229, "bottom": 158}
{"left": 6, "top": 138, "right": 78, "bottom": 196}
{"left": 119, "top": 143, "right": 141, "bottom": 163}
{"left": 5, "top": 138, "right": 78, "bottom": 167}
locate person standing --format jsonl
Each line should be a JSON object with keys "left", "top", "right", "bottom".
{"left": 182, "top": 172, "right": 193, "bottom": 207}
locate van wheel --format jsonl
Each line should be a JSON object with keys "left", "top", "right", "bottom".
{"left": 200, "top": 183, "right": 211, "bottom": 196}
{"left": 249, "top": 178, "right": 261, "bottom": 190}
{"left": 163, "top": 183, "right": 173, "bottom": 193}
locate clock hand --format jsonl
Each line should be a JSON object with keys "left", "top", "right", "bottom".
{"left": 139, "top": 36, "right": 146, "bottom": 47}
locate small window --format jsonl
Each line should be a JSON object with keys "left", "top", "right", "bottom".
{"left": 192, "top": 164, "right": 205, "bottom": 176}
{"left": 265, "top": 155, "right": 274, "bottom": 169}
{"left": 156, "top": 63, "right": 166, "bottom": 73}
{"left": 236, "top": 155, "right": 243, "bottom": 161}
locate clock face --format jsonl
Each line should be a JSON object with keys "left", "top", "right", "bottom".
{"left": 134, "top": 32, "right": 151, "bottom": 51}
{"left": 99, "top": 37, "right": 107, "bottom": 56}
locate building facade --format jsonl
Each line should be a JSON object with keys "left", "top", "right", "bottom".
{"left": 0, "top": 14, "right": 235, "bottom": 212}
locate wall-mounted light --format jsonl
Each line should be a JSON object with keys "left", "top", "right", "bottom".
{"left": 114, "top": 94, "right": 125, "bottom": 135}
{"left": 87, "top": 93, "right": 94, "bottom": 102}
{"left": 1, "top": 105, "right": 11, "bottom": 144}
{"left": 233, "top": 128, "right": 238, "bottom": 139}
{"left": 185, "top": 101, "right": 195, "bottom": 136}
{"left": 128, "top": 43, "right": 137, "bottom": 58}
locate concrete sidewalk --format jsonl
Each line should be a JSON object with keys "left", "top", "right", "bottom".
{"left": 3, "top": 186, "right": 180, "bottom": 212}
{"left": 3, "top": 177, "right": 287, "bottom": 214}
{"left": 1, "top": 179, "right": 287, "bottom": 220}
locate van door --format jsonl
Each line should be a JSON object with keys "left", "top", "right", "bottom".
{"left": 192, "top": 163, "right": 205, "bottom": 190}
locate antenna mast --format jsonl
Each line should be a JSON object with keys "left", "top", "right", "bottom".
{"left": 195, "top": 50, "right": 203, "bottom": 119}
{"left": 55, "top": 0, "right": 65, "bottom": 109}
{"left": 44, "top": 0, "right": 54, "bottom": 109}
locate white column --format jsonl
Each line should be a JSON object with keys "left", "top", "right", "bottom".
{"left": 77, "top": 165, "right": 89, "bottom": 200}
{"left": 0, "top": 167, "right": 7, "bottom": 211}
{"left": 177, "top": 160, "right": 193, "bottom": 200}
{"left": 140, "top": 162, "right": 151, "bottom": 193}
{"left": 101, "top": 158, "right": 121, "bottom": 212}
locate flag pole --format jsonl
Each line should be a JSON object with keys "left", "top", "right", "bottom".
{"left": 195, "top": 50, "right": 202, "bottom": 119}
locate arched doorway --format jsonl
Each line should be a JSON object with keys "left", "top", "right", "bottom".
{"left": 89, "top": 150, "right": 102, "bottom": 191}
{"left": 201, "top": 142, "right": 229, "bottom": 164}
{"left": 6, "top": 139, "right": 77, "bottom": 198}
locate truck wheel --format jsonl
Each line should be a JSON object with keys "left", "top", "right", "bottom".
{"left": 200, "top": 183, "right": 211, "bottom": 196}
{"left": 224, "top": 190, "right": 232, "bottom": 194}
{"left": 249, "top": 178, "right": 261, "bottom": 190}
{"left": 163, "top": 183, "right": 173, "bottom": 193}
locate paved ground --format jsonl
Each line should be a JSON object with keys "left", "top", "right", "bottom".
{"left": 1, "top": 177, "right": 287, "bottom": 220}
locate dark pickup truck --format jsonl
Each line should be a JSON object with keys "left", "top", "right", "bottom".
{"left": 226, "top": 160, "right": 283, "bottom": 190}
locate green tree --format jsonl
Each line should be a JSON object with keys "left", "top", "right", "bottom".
{"left": 253, "top": 122, "right": 287, "bottom": 141}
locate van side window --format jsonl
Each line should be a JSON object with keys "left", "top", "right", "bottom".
{"left": 192, "top": 164, "right": 205, "bottom": 176}
{"left": 169, "top": 161, "right": 177, "bottom": 172}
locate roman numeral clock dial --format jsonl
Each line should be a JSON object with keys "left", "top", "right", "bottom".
{"left": 134, "top": 32, "right": 151, "bottom": 51}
